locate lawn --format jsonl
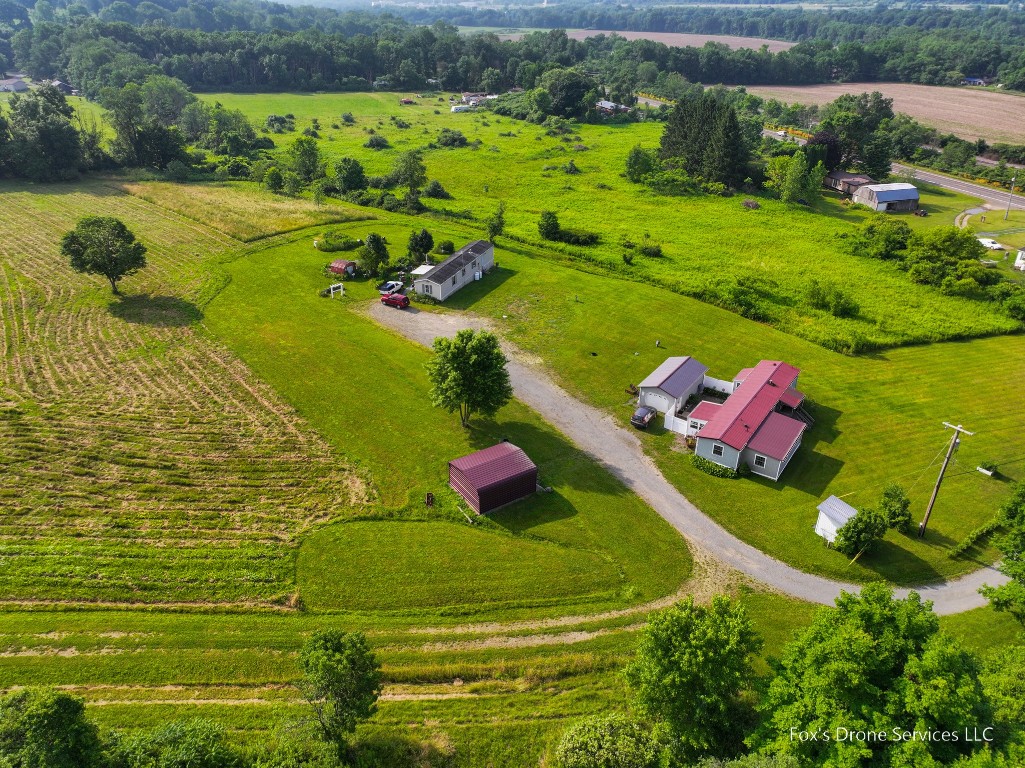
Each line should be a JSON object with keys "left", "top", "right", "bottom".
{"left": 292, "top": 214, "right": 1023, "bottom": 586}
{"left": 199, "top": 92, "right": 1020, "bottom": 351}
{"left": 202, "top": 226, "right": 693, "bottom": 616}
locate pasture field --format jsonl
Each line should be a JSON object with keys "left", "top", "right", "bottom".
{"left": 204, "top": 92, "right": 1020, "bottom": 352}
{"left": 744, "top": 82, "right": 1025, "bottom": 144}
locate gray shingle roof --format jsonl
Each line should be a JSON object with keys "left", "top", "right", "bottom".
{"left": 639, "top": 356, "right": 709, "bottom": 399}
{"left": 418, "top": 240, "right": 492, "bottom": 285}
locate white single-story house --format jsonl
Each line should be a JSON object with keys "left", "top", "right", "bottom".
{"left": 413, "top": 240, "right": 494, "bottom": 302}
{"left": 815, "top": 496, "right": 858, "bottom": 544}
{"left": 1014, "top": 250, "right": 1025, "bottom": 271}
{"left": 852, "top": 183, "right": 919, "bottom": 212}
{"left": 637, "top": 356, "right": 708, "bottom": 415}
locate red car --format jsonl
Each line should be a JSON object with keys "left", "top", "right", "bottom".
{"left": 380, "top": 292, "right": 410, "bottom": 309}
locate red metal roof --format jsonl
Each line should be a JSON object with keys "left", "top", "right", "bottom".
{"left": 329, "top": 259, "right": 356, "bottom": 273}
{"left": 747, "top": 412, "right": 806, "bottom": 460}
{"left": 696, "top": 360, "right": 801, "bottom": 451}
{"left": 688, "top": 401, "right": 722, "bottom": 421}
{"left": 449, "top": 442, "right": 537, "bottom": 492}
{"left": 733, "top": 367, "right": 754, "bottom": 383}
{"left": 780, "top": 389, "right": 805, "bottom": 408}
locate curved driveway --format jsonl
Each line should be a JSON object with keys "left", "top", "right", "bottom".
{"left": 368, "top": 303, "right": 1008, "bottom": 615}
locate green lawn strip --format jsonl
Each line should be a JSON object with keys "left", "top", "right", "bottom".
{"left": 939, "top": 605, "right": 1025, "bottom": 656}
{"left": 202, "top": 231, "right": 691, "bottom": 617}
{"left": 194, "top": 92, "right": 1018, "bottom": 349}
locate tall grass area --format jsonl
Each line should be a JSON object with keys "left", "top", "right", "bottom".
{"left": 201, "top": 92, "right": 1020, "bottom": 350}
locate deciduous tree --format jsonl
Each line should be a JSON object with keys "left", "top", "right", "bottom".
{"left": 486, "top": 201, "right": 506, "bottom": 242}
{"left": 0, "top": 689, "right": 103, "bottom": 768}
{"left": 625, "top": 596, "right": 761, "bottom": 759}
{"left": 538, "top": 210, "right": 560, "bottom": 240}
{"left": 61, "top": 216, "right": 147, "bottom": 294}
{"left": 390, "top": 149, "right": 427, "bottom": 190}
{"left": 334, "top": 157, "right": 367, "bottom": 193}
{"left": 426, "top": 329, "right": 513, "bottom": 427}
{"left": 358, "top": 233, "right": 389, "bottom": 277}
{"left": 289, "top": 135, "right": 322, "bottom": 183}
{"left": 297, "top": 631, "right": 382, "bottom": 746}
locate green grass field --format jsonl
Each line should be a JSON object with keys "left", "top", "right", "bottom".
{"left": 201, "top": 92, "right": 1020, "bottom": 351}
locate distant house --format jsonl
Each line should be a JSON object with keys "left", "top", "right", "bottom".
{"left": 461, "top": 91, "right": 486, "bottom": 104}
{"left": 450, "top": 105, "right": 472, "bottom": 113}
{"left": 852, "top": 183, "right": 919, "bottom": 212}
{"left": 637, "top": 356, "right": 708, "bottom": 415}
{"left": 328, "top": 259, "right": 356, "bottom": 276}
{"left": 413, "top": 240, "right": 494, "bottom": 302}
{"left": 962, "top": 77, "right": 988, "bottom": 87}
{"left": 815, "top": 496, "right": 858, "bottom": 544}
{"left": 1015, "top": 250, "right": 1025, "bottom": 271}
{"left": 49, "top": 80, "right": 74, "bottom": 95}
{"left": 824, "top": 170, "right": 875, "bottom": 195}
{"left": 0, "top": 77, "right": 27, "bottom": 93}
{"left": 449, "top": 442, "right": 538, "bottom": 514}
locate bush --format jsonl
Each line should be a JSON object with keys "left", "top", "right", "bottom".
{"left": 423, "top": 180, "right": 452, "bottom": 199}
{"left": 315, "top": 231, "right": 360, "bottom": 252}
{"left": 639, "top": 244, "right": 663, "bottom": 258}
{"left": 557, "top": 228, "right": 600, "bottom": 246}
{"left": 364, "top": 135, "right": 390, "bottom": 150}
{"left": 692, "top": 455, "right": 739, "bottom": 479}
{"left": 623, "top": 253, "right": 634, "bottom": 265}
{"left": 436, "top": 240, "right": 455, "bottom": 255}
{"left": 437, "top": 128, "right": 468, "bottom": 147}
{"left": 341, "top": 112, "right": 355, "bottom": 124}
{"left": 806, "top": 280, "right": 859, "bottom": 318}
{"left": 165, "top": 159, "right": 189, "bottom": 182}
{"left": 538, "top": 210, "right": 560, "bottom": 240}
{"left": 834, "top": 508, "right": 888, "bottom": 556}
{"left": 555, "top": 714, "right": 658, "bottom": 768}
{"left": 879, "top": 483, "right": 912, "bottom": 533}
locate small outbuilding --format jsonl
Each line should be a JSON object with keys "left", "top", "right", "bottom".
{"left": 824, "top": 170, "right": 875, "bottom": 195}
{"left": 449, "top": 442, "right": 538, "bottom": 514}
{"left": 637, "top": 356, "right": 708, "bottom": 415}
{"left": 815, "top": 495, "right": 858, "bottom": 545}
{"left": 852, "top": 183, "right": 919, "bottom": 212}
{"left": 329, "top": 259, "right": 356, "bottom": 276}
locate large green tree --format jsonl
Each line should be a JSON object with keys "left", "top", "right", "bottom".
{"left": 289, "top": 135, "right": 322, "bottom": 184}
{"left": 298, "top": 631, "right": 382, "bottom": 746}
{"left": 357, "top": 233, "right": 389, "bottom": 277}
{"left": 334, "top": 157, "right": 367, "bottom": 193}
{"left": 625, "top": 596, "right": 761, "bottom": 759}
{"left": 61, "top": 216, "right": 147, "bottom": 294}
{"left": 0, "top": 689, "right": 103, "bottom": 768}
{"left": 751, "top": 584, "right": 991, "bottom": 767}
{"left": 390, "top": 149, "right": 427, "bottom": 190}
{"left": 540, "top": 68, "right": 596, "bottom": 118}
{"left": 3, "top": 83, "right": 82, "bottom": 180}
{"left": 426, "top": 329, "right": 513, "bottom": 427}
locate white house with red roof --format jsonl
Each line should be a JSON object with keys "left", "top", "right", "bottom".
{"left": 693, "top": 360, "right": 809, "bottom": 480}
{"left": 640, "top": 356, "right": 812, "bottom": 481}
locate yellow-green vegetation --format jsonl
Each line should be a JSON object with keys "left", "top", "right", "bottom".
{"left": 118, "top": 180, "right": 372, "bottom": 241}
{"left": 203, "top": 92, "right": 1020, "bottom": 351}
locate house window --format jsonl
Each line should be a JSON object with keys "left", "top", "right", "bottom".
{"left": 689, "top": 421, "right": 700, "bottom": 430}
{"left": 754, "top": 455, "right": 767, "bottom": 468}
{"left": 422, "top": 284, "right": 432, "bottom": 295}
{"left": 452, "top": 276, "right": 457, "bottom": 285}
{"left": 712, "top": 445, "right": 724, "bottom": 457}
{"left": 462, "top": 267, "right": 466, "bottom": 276}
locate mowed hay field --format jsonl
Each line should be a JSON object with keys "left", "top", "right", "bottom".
{"left": 205, "top": 92, "right": 1019, "bottom": 351}
{"left": 745, "top": 82, "right": 1025, "bottom": 144}
{"left": 0, "top": 181, "right": 368, "bottom": 605}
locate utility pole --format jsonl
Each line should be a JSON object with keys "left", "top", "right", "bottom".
{"left": 1005, "top": 173, "right": 1018, "bottom": 221}
{"left": 918, "top": 422, "right": 974, "bottom": 538}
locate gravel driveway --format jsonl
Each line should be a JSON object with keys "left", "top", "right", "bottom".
{"left": 368, "top": 303, "right": 1007, "bottom": 615}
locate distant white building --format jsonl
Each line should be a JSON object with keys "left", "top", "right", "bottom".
{"left": 815, "top": 496, "right": 858, "bottom": 545}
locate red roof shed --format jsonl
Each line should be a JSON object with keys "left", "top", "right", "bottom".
{"left": 449, "top": 442, "right": 538, "bottom": 514}
{"left": 330, "top": 259, "right": 356, "bottom": 275}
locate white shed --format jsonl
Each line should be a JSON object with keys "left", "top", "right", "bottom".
{"left": 815, "top": 496, "right": 858, "bottom": 544}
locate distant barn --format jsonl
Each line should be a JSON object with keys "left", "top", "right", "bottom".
{"left": 448, "top": 442, "right": 538, "bottom": 514}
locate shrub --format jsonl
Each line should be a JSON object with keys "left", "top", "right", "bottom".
{"left": 538, "top": 210, "right": 560, "bottom": 240}
{"left": 623, "top": 253, "right": 634, "bottom": 265}
{"left": 341, "top": 112, "right": 355, "bottom": 124}
{"left": 639, "top": 244, "right": 663, "bottom": 258}
{"left": 265, "top": 114, "right": 295, "bottom": 133}
{"left": 364, "top": 135, "right": 390, "bottom": 150}
{"left": 692, "top": 455, "right": 738, "bottom": 479}
{"left": 879, "top": 483, "right": 912, "bottom": 533}
{"left": 742, "top": 199, "right": 761, "bottom": 210}
{"left": 555, "top": 714, "right": 658, "bottom": 768}
{"left": 315, "top": 231, "right": 360, "bottom": 252}
{"left": 423, "top": 180, "right": 452, "bottom": 199}
{"left": 437, "top": 128, "right": 468, "bottom": 147}
{"left": 436, "top": 240, "right": 455, "bottom": 255}
{"left": 834, "top": 508, "right": 888, "bottom": 556}
{"left": 806, "top": 280, "right": 859, "bottom": 318}
{"left": 165, "top": 159, "right": 189, "bottom": 182}
{"left": 557, "top": 228, "right": 600, "bottom": 246}
{"left": 562, "top": 159, "right": 580, "bottom": 174}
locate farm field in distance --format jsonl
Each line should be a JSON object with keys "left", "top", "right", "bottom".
{"left": 745, "top": 82, "right": 1025, "bottom": 143}
{"left": 482, "top": 28, "right": 796, "bottom": 51}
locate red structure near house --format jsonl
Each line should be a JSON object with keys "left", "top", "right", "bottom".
{"left": 448, "top": 442, "right": 538, "bottom": 514}
{"left": 329, "top": 259, "right": 356, "bottom": 276}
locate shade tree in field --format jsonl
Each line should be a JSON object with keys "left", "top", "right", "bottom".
{"left": 357, "top": 233, "right": 389, "bottom": 277}
{"left": 486, "top": 201, "right": 506, "bottom": 242}
{"left": 538, "top": 210, "right": 560, "bottom": 241}
{"left": 334, "top": 157, "right": 368, "bottom": 193}
{"left": 390, "top": 149, "right": 427, "bottom": 190}
{"left": 426, "top": 329, "right": 513, "bottom": 427}
{"left": 407, "top": 228, "right": 434, "bottom": 261}
{"left": 289, "top": 135, "right": 322, "bottom": 183}
{"left": 625, "top": 596, "right": 761, "bottom": 760}
{"left": 660, "top": 92, "right": 748, "bottom": 188}
{"left": 61, "top": 216, "right": 147, "bottom": 295}
{"left": 297, "top": 630, "right": 382, "bottom": 747}
{"left": 750, "top": 584, "right": 992, "bottom": 767}
{"left": 625, "top": 145, "right": 657, "bottom": 183}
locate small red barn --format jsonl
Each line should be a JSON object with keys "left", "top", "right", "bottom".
{"left": 329, "top": 259, "right": 356, "bottom": 276}
{"left": 448, "top": 442, "right": 538, "bottom": 514}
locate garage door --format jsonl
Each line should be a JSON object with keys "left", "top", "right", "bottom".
{"left": 643, "top": 392, "right": 670, "bottom": 413}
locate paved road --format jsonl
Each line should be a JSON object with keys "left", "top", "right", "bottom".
{"left": 368, "top": 304, "right": 1008, "bottom": 615}
{"left": 895, "top": 163, "right": 1025, "bottom": 210}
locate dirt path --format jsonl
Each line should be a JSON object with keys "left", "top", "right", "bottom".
{"left": 367, "top": 303, "right": 1008, "bottom": 615}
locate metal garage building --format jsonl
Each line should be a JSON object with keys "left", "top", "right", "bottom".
{"left": 448, "top": 442, "right": 538, "bottom": 514}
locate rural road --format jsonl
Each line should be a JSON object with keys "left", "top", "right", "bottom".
{"left": 368, "top": 303, "right": 1008, "bottom": 615}
{"left": 895, "top": 164, "right": 1025, "bottom": 210}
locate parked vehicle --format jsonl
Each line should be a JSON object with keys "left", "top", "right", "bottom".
{"left": 977, "top": 238, "right": 1003, "bottom": 250}
{"left": 630, "top": 405, "right": 657, "bottom": 429}
{"left": 380, "top": 293, "right": 410, "bottom": 309}
{"left": 378, "top": 280, "right": 404, "bottom": 295}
